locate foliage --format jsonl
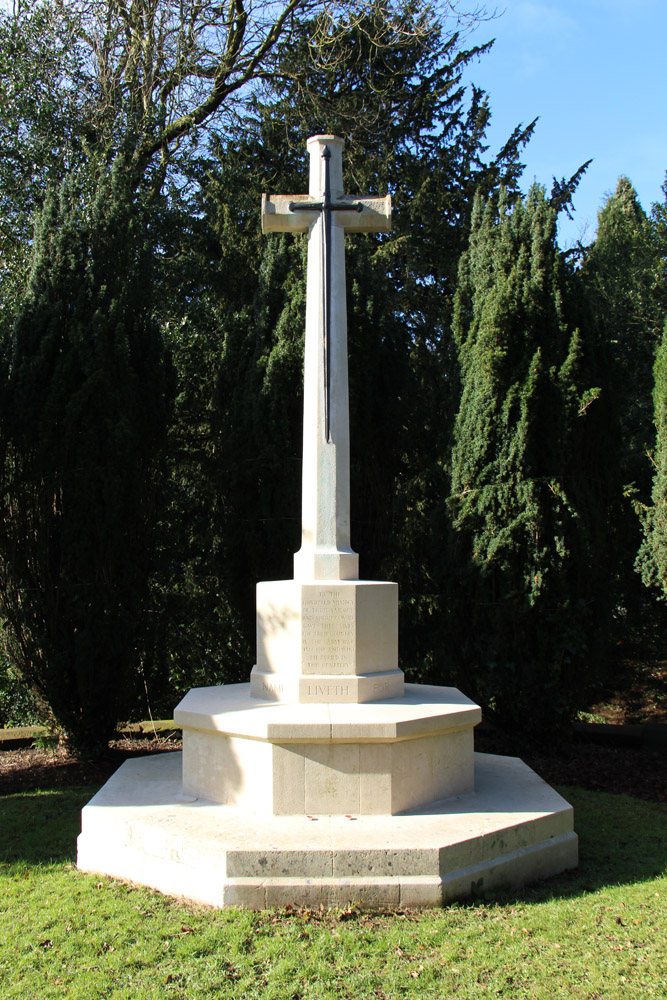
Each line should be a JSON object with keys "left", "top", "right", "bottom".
{"left": 578, "top": 178, "right": 667, "bottom": 694}
{"left": 582, "top": 177, "right": 664, "bottom": 502}
{"left": 3, "top": 0, "right": 664, "bottom": 738}
{"left": 0, "top": 0, "right": 468, "bottom": 195}
{"left": 0, "top": 1, "right": 95, "bottom": 329}
{"left": 0, "top": 661, "right": 43, "bottom": 729}
{"left": 0, "top": 0, "right": 451, "bottom": 330}
{"left": 636, "top": 320, "right": 667, "bottom": 597}
{"left": 0, "top": 0, "right": 532, "bottom": 722}
{"left": 650, "top": 171, "right": 667, "bottom": 314}
{"left": 1, "top": 785, "right": 666, "bottom": 998}
{"left": 635, "top": 180, "right": 667, "bottom": 605}
{"left": 447, "top": 186, "right": 612, "bottom": 737}
{"left": 0, "top": 163, "right": 172, "bottom": 755}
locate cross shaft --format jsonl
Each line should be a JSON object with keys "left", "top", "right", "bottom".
{"left": 261, "top": 135, "right": 391, "bottom": 581}
{"left": 289, "top": 145, "right": 362, "bottom": 441}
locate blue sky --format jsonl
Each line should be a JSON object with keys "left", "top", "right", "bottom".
{"left": 461, "top": 0, "right": 667, "bottom": 247}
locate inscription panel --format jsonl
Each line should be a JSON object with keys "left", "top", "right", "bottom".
{"left": 262, "top": 680, "right": 284, "bottom": 696}
{"left": 301, "top": 588, "right": 356, "bottom": 675}
{"left": 306, "top": 683, "right": 351, "bottom": 697}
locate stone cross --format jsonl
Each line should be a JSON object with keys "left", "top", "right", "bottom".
{"left": 262, "top": 135, "right": 391, "bottom": 582}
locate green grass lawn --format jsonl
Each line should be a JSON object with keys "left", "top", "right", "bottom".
{"left": 0, "top": 784, "right": 665, "bottom": 999}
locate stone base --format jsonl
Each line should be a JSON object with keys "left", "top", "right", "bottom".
{"left": 77, "top": 752, "right": 578, "bottom": 909}
{"left": 255, "top": 579, "right": 402, "bottom": 703}
{"left": 174, "top": 683, "right": 481, "bottom": 815}
{"left": 250, "top": 667, "right": 404, "bottom": 703}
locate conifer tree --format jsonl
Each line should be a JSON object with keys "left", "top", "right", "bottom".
{"left": 636, "top": 321, "right": 667, "bottom": 596}
{"left": 582, "top": 178, "right": 664, "bottom": 502}
{"left": 635, "top": 181, "right": 667, "bottom": 600}
{"left": 581, "top": 178, "right": 666, "bottom": 628}
{"left": 651, "top": 172, "right": 667, "bottom": 313}
{"left": 448, "top": 186, "right": 608, "bottom": 737}
{"left": 0, "top": 163, "right": 172, "bottom": 755}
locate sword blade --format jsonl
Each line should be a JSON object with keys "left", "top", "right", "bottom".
{"left": 323, "top": 147, "right": 332, "bottom": 444}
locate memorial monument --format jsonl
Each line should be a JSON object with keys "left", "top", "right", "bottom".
{"left": 77, "top": 135, "right": 578, "bottom": 908}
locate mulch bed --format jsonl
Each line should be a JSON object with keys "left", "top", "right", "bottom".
{"left": 475, "top": 727, "right": 667, "bottom": 805}
{"left": 0, "top": 736, "right": 181, "bottom": 796}
{"left": 0, "top": 729, "right": 665, "bottom": 805}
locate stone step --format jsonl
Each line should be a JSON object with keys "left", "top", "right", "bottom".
{"left": 77, "top": 751, "right": 577, "bottom": 909}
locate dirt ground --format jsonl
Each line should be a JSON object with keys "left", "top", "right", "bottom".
{"left": 0, "top": 736, "right": 179, "bottom": 797}
{"left": 474, "top": 725, "right": 667, "bottom": 805}
{"left": 0, "top": 728, "right": 665, "bottom": 805}
{"left": 585, "top": 657, "right": 667, "bottom": 725}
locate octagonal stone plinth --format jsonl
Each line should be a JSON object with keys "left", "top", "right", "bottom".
{"left": 77, "top": 751, "right": 578, "bottom": 909}
{"left": 173, "top": 682, "right": 481, "bottom": 816}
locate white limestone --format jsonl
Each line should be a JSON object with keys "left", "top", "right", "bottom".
{"left": 173, "top": 682, "right": 481, "bottom": 742}
{"left": 77, "top": 751, "right": 578, "bottom": 909}
{"left": 251, "top": 579, "right": 403, "bottom": 703}
{"left": 255, "top": 135, "right": 398, "bottom": 707}
{"left": 174, "top": 683, "right": 479, "bottom": 815}
{"left": 261, "top": 135, "right": 391, "bottom": 585}
{"left": 76, "top": 134, "right": 578, "bottom": 908}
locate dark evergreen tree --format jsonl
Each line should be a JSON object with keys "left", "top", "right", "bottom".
{"left": 650, "top": 172, "right": 667, "bottom": 316}
{"left": 447, "top": 186, "right": 611, "bottom": 738}
{"left": 0, "top": 163, "right": 172, "bottom": 755}
{"left": 0, "top": 2, "right": 94, "bottom": 331}
{"left": 580, "top": 178, "right": 666, "bottom": 641}
{"left": 637, "top": 182, "right": 667, "bottom": 600}
{"left": 582, "top": 178, "right": 664, "bottom": 502}
{"left": 636, "top": 320, "right": 667, "bottom": 596}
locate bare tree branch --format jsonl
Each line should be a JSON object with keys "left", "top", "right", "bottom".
{"left": 4, "top": 0, "right": 495, "bottom": 188}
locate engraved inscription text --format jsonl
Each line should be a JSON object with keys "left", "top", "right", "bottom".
{"left": 302, "top": 589, "right": 355, "bottom": 672}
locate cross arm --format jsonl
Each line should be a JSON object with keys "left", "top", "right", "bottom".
{"left": 262, "top": 194, "right": 314, "bottom": 233}
{"left": 339, "top": 195, "right": 392, "bottom": 233}
{"left": 261, "top": 193, "right": 392, "bottom": 234}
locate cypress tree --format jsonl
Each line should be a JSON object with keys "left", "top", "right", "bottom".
{"left": 214, "top": 233, "right": 308, "bottom": 635}
{"left": 448, "top": 186, "right": 608, "bottom": 738}
{"left": 636, "top": 321, "right": 667, "bottom": 595}
{"left": 582, "top": 177, "right": 664, "bottom": 503}
{"left": 581, "top": 178, "right": 666, "bottom": 634}
{"left": 0, "top": 162, "right": 172, "bottom": 755}
{"left": 635, "top": 179, "right": 667, "bottom": 601}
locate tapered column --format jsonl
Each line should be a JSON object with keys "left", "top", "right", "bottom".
{"left": 293, "top": 135, "right": 358, "bottom": 582}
